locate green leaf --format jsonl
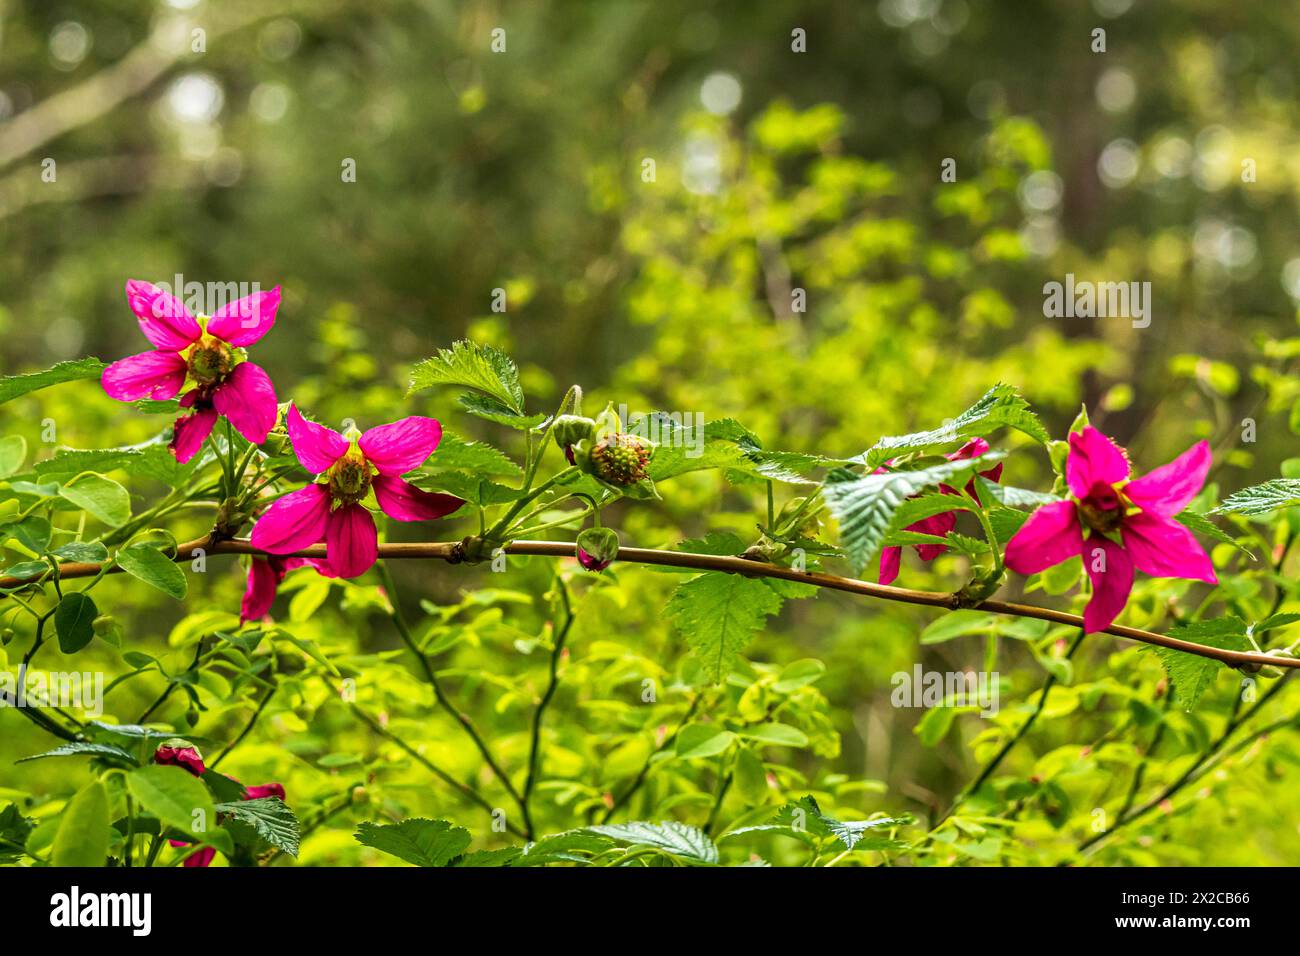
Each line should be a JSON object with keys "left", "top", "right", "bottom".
{"left": 0, "top": 804, "right": 35, "bottom": 864}
{"left": 18, "top": 742, "right": 136, "bottom": 764}
{"left": 59, "top": 472, "right": 131, "bottom": 526}
{"left": 1154, "top": 618, "right": 1250, "bottom": 710}
{"left": 416, "top": 430, "right": 521, "bottom": 477}
{"left": 822, "top": 454, "right": 1004, "bottom": 572}
{"left": 5, "top": 515, "right": 52, "bottom": 552}
{"left": 116, "top": 543, "right": 187, "bottom": 599}
{"left": 0, "top": 436, "right": 27, "bottom": 478}
{"left": 51, "top": 541, "right": 110, "bottom": 563}
{"left": 217, "top": 797, "right": 300, "bottom": 857}
{"left": 51, "top": 781, "right": 110, "bottom": 867}
{"left": 1211, "top": 479, "right": 1300, "bottom": 515}
{"left": 0, "top": 358, "right": 105, "bottom": 406}
{"left": 456, "top": 392, "right": 546, "bottom": 430}
{"left": 856, "top": 384, "right": 1047, "bottom": 467}
{"left": 408, "top": 340, "right": 525, "bottom": 413}
{"left": 584, "top": 821, "right": 719, "bottom": 864}
{"left": 774, "top": 796, "right": 909, "bottom": 851}
{"left": 1175, "top": 510, "right": 1254, "bottom": 557}
{"left": 355, "top": 818, "right": 471, "bottom": 867}
{"left": 743, "top": 722, "right": 810, "bottom": 747}
{"left": 664, "top": 572, "right": 784, "bottom": 683}
{"left": 36, "top": 438, "right": 198, "bottom": 487}
{"left": 675, "top": 724, "right": 736, "bottom": 759}
{"left": 126, "top": 764, "right": 221, "bottom": 848}
{"left": 54, "top": 592, "right": 98, "bottom": 654}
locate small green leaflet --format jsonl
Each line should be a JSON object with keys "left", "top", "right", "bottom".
{"left": 457, "top": 392, "right": 546, "bottom": 430}
{"left": 408, "top": 340, "right": 526, "bottom": 413}
{"left": 54, "top": 592, "right": 98, "bottom": 654}
{"left": 51, "top": 781, "right": 110, "bottom": 867}
{"left": 416, "top": 430, "right": 521, "bottom": 477}
{"left": 664, "top": 572, "right": 785, "bottom": 683}
{"left": 36, "top": 438, "right": 198, "bottom": 488}
{"left": 217, "top": 797, "right": 300, "bottom": 857}
{"left": 0, "top": 435, "right": 26, "bottom": 478}
{"left": 355, "top": 818, "right": 471, "bottom": 867}
{"left": 1153, "top": 618, "right": 1250, "bottom": 710}
{"left": 0, "top": 805, "right": 34, "bottom": 865}
{"left": 726, "top": 796, "right": 909, "bottom": 851}
{"left": 856, "top": 384, "right": 1048, "bottom": 468}
{"left": 822, "top": 453, "right": 1005, "bottom": 573}
{"left": 1210, "top": 479, "right": 1300, "bottom": 516}
{"left": 584, "top": 821, "right": 719, "bottom": 864}
{"left": 58, "top": 473, "right": 131, "bottom": 527}
{"left": 0, "top": 357, "right": 106, "bottom": 406}
{"left": 116, "top": 543, "right": 187, "bottom": 599}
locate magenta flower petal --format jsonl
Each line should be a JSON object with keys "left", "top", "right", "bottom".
{"left": 204, "top": 286, "right": 281, "bottom": 346}
{"left": 1066, "top": 426, "right": 1131, "bottom": 499}
{"left": 911, "top": 511, "right": 957, "bottom": 561}
{"left": 250, "top": 483, "right": 332, "bottom": 554}
{"left": 125, "top": 280, "right": 201, "bottom": 351}
{"left": 1122, "top": 440, "right": 1211, "bottom": 518}
{"left": 101, "top": 350, "right": 188, "bottom": 401}
{"left": 170, "top": 406, "right": 218, "bottom": 463}
{"left": 1004, "top": 500, "right": 1083, "bottom": 574}
{"left": 949, "top": 437, "right": 989, "bottom": 460}
{"left": 324, "top": 504, "right": 378, "bottom": 578}
{"left": 212, "top": 361, "right": 278, "bottom": 445}
{"left": 244, "top": 782, "right": 285, "bottom": 800}
{"left": 1082, "top": 536, "right": 1134, "bottom": 633}
{"left": 878, "top": 546, "right": 902, "bottom": 586}
{"left": 1121, "top": 511, "right": 1218, "bottom": 584}
{"left": 286, "top": 404, "right": 349, "bottom": 474}
{"left": 372, "top": 475, "right": 465, "bottom": 522}
{"left": 359, "top": 416, "right": 443, "bottom": 476}
{"left": 240, "top": 557, "right": 280, "bottom": 623}
{"left": 182, "top": 846, "right": 217, "bottom": 868}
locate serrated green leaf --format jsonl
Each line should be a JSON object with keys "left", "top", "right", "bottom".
{"left": 664, "top": 572, "right": 784, "bottom": 683}
{"left": 17, "top": 742, "right": 136, "bottom": 764}
{"left": 823, "top": 454, "right": 1004, "bottom": 572}
{"left": 408, "top": 340, "right": 525, "bottom": 413}
{"left": 456, "top": 392, "right": 546, "bottom": 430}
{"left": 584, "top": 821, "right": 719, "bottom": 864}
{"left": 1211, "top": 479, "right": 1300, "bottom": 516}
{"left": 0, "top": 358, "right": 106, "bottom": 406}
{"left": 857, "top": 384, "right": 1047, "bottom": 467}
{"left": 415, "top": 430, "right": 521, "bottom": 477}
{"left": 1154, "top": 618, "right": 1250, "bottom": 710}
{"left": 1175, "top": 510, "right": 1253, "bottom": 557}
{"left": 355, "top": 818, "right": 471, "bottom": 867}
{"left": 217, "top": 797, "right": 299, "bottom": 857}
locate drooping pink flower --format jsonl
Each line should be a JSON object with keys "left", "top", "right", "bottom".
{"left": 240, "top": 555, "right": 330, "bottom": 623}
{"left": 169, "top": 777, "right": 287, "bottom": 867}
{"left": 878, "top": 438, "right": 1004, "bottom": 585}
{"left": 249, "top": 405, "right": 464, "bottom": 578}
{"left": 101, "top": 280, "right": 281, "bottom": 463}
{"left": 1004, "top": 425, "right": 1216, "bottom": 633}
{"left": 244, "top": 782, "right": 286, "bottom": 800}
{"left": 154, "top": 744, "right": 205, "bottom": 777}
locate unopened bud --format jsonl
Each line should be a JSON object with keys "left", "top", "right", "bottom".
{"left": 92, "top": 615, "right": 116, "bottom": 636}
{"left": 576, "top": 527, "right": 619, "bottom": 572}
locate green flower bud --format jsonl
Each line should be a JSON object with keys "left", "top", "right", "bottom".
{"left": 589, "top": 432, "right": 652, "bottom": 486}
{"left": 576, "top": 527, "right": 619, "bottom": 572}
{"left": 553, "top": 414, "right": 596, "bottom": 456}
{"left": 593, "top": 401, "right": 622, "bottom": 438}
{"left": 92, "top": 615, "right": 116, "bottom": 636}
{"left": 0, "top": 627, "right": 14, "bottom": 646}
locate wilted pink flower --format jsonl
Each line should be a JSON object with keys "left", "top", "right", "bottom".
{"left": 101, "top": 280, "right": 280, "bottom": 463}
{"left": 1004, "top": 425, "right": 1216, "bottom": 633}
{"left": 240, "top": 555, "right": 330, "bottom": 623}
{"left": 244, "top": 782, "right": 286, "bottom": 801}
{"left": 878, "top": 438, "right": 1003, "bottom": 585}
{"left": 250, "top": 405, "right": 464, "bottom": 578}
{"left": 154, "top": 744, "right": 205, "bottom": 777}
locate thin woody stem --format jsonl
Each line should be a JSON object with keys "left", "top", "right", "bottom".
{"left": 8, "top": 537, "right": 1295, "bottom": 672}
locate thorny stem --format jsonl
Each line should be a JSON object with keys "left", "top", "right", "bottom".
{"left": 376, "top": 560, "right": 528, "bottom": 819}
{"left": 522, "top": 575, "right": 575, "bottom": 839}
{"left": 931, "top": 630, "right": 1087, "bottom": 831}
{"left": 7, "top": 537, "right": 1291, "bottom": 672}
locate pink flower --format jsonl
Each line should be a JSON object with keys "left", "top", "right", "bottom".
{"left": 1004, "top": 425, "right": 1217, "bottom": 633}
{"left": 240, "top": 555, "right": 329, "bottom": 623}
{"left": 878, "top": 438, "right": 1004, "bottom": 585}
{"left": 154, "top": 744, "right": 205, "bottom": 777}
{"left": 244, "top": 782, "right": 286, "bottom": 800}
{"left": 249, "top": 405, "right": 464, "bottom": 578}
{"left": 101, "top": 280, "right": 281, "bottom": 463}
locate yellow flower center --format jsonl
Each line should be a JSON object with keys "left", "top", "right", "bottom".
{"left": 185, "top": 333, "right": 236, "bottom": 387}
{"left": 327, "top": 450, "right": 373, "bottom": 506}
